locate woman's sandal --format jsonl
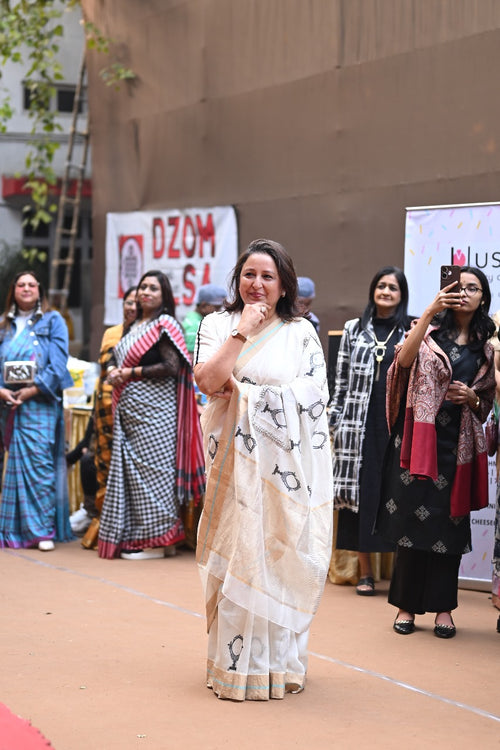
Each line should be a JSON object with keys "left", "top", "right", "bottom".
{"left": 434, "top": 613, "right": 456, "bottom": 639}
{"left": 393, "top": 614, "right": 415, "bottom": 635}
{"left": 356, "top": 576, "right": 375, "bottom": 596}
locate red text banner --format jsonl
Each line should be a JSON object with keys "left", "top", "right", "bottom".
{"left": 105, "top": 206, "right": 238, "bottom": 325}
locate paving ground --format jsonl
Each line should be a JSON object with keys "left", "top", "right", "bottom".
{"left": 1, "top": 541, "right": 499, "bottom": 750}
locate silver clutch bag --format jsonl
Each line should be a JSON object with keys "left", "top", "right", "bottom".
{"left": 3, "top": 360, "right": 37, "bottom": 386}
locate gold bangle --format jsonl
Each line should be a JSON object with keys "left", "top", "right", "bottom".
{"left": 472, "top": 393, "right": 480, "bottom": 410}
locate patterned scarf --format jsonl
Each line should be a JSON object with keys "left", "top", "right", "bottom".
{"left": 386, "top": 324, "right": 495, "bottom": 517}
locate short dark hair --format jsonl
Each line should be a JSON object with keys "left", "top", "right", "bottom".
{"left": 225, "top": 239, "right": 299, "bottom": 321}
{"left": 135, "top": 270, "right": 176, "bottom": 321}
{"left": 361, "top": 266, "right": 409, "bottom": 329}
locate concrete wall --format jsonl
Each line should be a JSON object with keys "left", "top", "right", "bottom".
{"left": 81, "top": 0, "right": 500, "bottom": 355}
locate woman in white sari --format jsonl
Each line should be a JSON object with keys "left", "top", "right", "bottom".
{"left": 194, "top": 239, "right": 333, "bottom": 701}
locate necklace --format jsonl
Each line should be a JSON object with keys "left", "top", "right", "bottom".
{"left": 373, "top": 324, "right": 397, "bottom": 381}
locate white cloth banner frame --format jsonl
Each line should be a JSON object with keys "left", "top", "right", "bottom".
{"left": 404, "top": 202, "right": 499, "bottom": 589}
{"left": 104, "top": 206, "right": 238, "bottom": 325}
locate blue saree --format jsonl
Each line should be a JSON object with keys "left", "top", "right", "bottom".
{"left": 0, "top": 312, "right": 74, "bottom": 548}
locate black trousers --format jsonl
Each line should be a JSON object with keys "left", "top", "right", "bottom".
{"left": 388, "top": 546, "right": 461, "bottom": 614}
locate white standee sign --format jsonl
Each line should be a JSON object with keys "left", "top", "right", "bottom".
{"left": 104, "top": 206, "right": 238, "bottom": 325}
{"left": 404, "top": 202, "right": 500, "bottom": 587}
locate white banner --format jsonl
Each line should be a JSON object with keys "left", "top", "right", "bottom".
{"left": 404, "top": 202, "right": 500, "bottom": 587}
{"left": 104, "top": 206, "right": 238, "bottom": 325}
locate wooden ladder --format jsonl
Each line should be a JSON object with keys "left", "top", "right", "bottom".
{"left": 48, "top": 52, "right": 90, "bottom": 313}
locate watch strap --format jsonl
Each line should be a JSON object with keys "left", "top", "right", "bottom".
{"left": 231, "top": 329, "right": 247, "bottom": 343}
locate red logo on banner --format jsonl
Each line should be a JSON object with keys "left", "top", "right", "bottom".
{"left": 119, "top": 235, "right": 143, "bottom": 297}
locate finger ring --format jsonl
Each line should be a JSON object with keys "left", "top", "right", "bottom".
{"left": 260, "top": 306, "right": 266, "bottom": 314}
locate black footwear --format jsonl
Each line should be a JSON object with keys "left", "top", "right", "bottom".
{"left": 356, "top": 576, "right": 375, "bottom": 596}
{"left": 393, "top": 616, "right": 415, "bottom": 635}
{"left": 434, "top": 614, "right": 456, "bottom": 639}
{"left": 496, "top": 615, "right": 500, "bottom": 634}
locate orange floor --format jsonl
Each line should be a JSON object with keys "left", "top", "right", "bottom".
{"left": 1, "top": 542, "right": 499, "bottom": 749}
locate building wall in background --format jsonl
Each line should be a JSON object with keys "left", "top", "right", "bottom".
{"left": 0, "top": 5, "right": 91, "bottom": 350}
{"left": 81, "top": 0, "right": 500, "bottom": 355}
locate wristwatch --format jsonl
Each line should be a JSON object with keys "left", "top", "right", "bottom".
{"left": 231, "top": 328, "right": 247, "bottom": 343}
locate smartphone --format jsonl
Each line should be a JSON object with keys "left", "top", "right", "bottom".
{"left": 440, "top": 265, "right": 461, "bottom": 291}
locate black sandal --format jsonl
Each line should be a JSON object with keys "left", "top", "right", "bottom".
{"left": 356, "top": 576, "right": 375, "bottom": 596}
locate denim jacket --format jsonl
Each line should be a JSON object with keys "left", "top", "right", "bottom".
{"left": 0, "top": 310, "right": 74, "bottom": 400}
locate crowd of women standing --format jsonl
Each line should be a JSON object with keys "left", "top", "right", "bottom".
{"left": 1, "top": 248, "right": 499, "bottom": 704}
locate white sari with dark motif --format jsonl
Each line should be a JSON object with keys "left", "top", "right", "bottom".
{"left": 194, "top": 311, "right": 333, "bottom": 701}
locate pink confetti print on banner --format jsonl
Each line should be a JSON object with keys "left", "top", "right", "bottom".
{"left": 449, "top": 210, "right": 455, "bottom": 217}
{"left": 471, "top": 563, "right": 477, "bottom": 571}
{"left": 453, "top": 249, "right": 466, "bottom": 265}
{"left": 487, "top": 208, "right": 492, "bottom": 216}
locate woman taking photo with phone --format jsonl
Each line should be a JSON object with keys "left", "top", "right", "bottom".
{"left": 377, "top": 267, "right": 495, "bottom": 637}
{"left": 330, "top": 266, "right": 412, "bottom": 595}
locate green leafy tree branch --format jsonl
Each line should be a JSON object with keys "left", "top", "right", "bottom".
{"left": 0, "top": 0, "right": 134, "bottom": 230}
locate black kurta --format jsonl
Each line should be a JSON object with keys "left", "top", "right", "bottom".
{"left": 336, "top": 317, "right": 399, "bottom": 553}
{"left": 376, "top": 335, "right": 485, "bottom": 556}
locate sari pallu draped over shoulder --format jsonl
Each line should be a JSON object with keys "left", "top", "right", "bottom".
{"left": 197, "top": 320, "right": 333, "bottom": 635}
{"left": 386, "top": 323, "right": 495, "bottom": 518}
{"left": 113, "top": 314, "right": 205, "bottom": 505}
{"left": 0, "top": 310, "right": 73, "bottom": 547}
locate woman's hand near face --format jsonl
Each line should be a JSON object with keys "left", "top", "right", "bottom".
{"left": 398, "top": 281, "right": 462, "bottom": 369}
{"left": 429, "top": 281, "right": 462, "bottom": 316}
{"left": 237, "top": 302, "right": 270, "bottom": 339}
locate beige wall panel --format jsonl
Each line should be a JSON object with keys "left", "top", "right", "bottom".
{"left": 202, "top": 73, "right": 339, "bottom": 203}
{"left": 338, "top": 30, "right": 500, "bottom": 192}
{"left": 82, "top": 0, "right": 500, "bottom": 355}
{"left": 135, "top": 107, "right": 206, "bottom": 207}
{"left": 85, "top": 1, "right": 204, "bottom": 117}
{"left": 92, "top": 72, "right": 340, "bottom": 209}
{"left": 89, "top": 118, "right": 141, "bottom": 211}
{"left": 204, "top": 0, "right": 339, "bottom": 96}
{"left": 341, "top": 0, "right": 500, "bottom": 65}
